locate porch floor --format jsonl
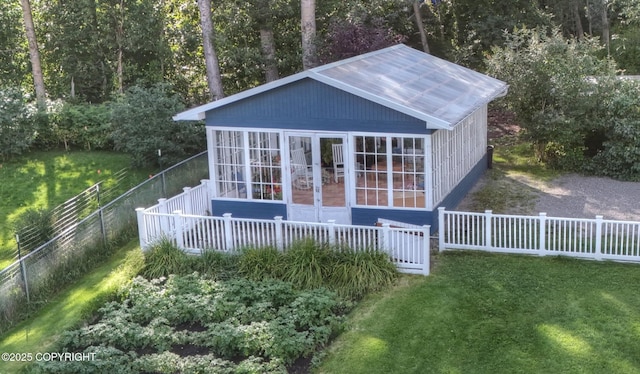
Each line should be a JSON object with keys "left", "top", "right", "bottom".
{"left": 291, "top": 174, "right": 425, "bottom": 208}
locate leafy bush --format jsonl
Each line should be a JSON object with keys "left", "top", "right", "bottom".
{"left": 48, "top": 101, "right": 112, "bottom": 151}
{"left": 36, "top": 274, "right": 346, "bottom": 373}
{"left": 486, "top": 28, "right": 617, "bottom": 170}
{"left": 141, "top": 238, "right": 191, "bottom": 278}
{"left": 13, "top": 208, "right": 55, "bottom": 252}
{"left": 0, "top": 87, "right": 35, "bottom": 160}
{"left": 110, "top": 83, "right": 205, "bottom": 167}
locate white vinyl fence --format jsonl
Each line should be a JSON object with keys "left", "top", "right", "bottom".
{"left": 137, "top": 207, "right": 430, "bottom": 275}
{"left": 438, "top": 207, "right": 640, "bottom": 262}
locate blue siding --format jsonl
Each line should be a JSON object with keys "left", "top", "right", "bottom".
{"left": 212, "top": 200, "right": 287, "bottom": 220}
{"left": 352, "top": 208, "right": 432, "bottom": 227}
{"left": 205, "top": 79, "right": 432, "bottom": 135}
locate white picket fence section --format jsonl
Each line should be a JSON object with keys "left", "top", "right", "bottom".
{"left": 136, "top": 188, "right": 430, "bottom": 275}
{"left": 438, "top": 207, "right": 640, "bottom": 262}
{"left": 144, "top": 179, "right": 210, "bottom": 216}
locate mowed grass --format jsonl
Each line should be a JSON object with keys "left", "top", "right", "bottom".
{"left": 0, "top": 150, "right": 148, "bottom": 269}
{"left": 0, "top": 240, "right": 144, "bottom": 373}
{"left": 319, "top": 251, "right": 640, "bottom": 374}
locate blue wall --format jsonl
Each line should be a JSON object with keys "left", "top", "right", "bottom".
{"left": 205, "top": 79, "right": 433, "bottom": 135}
{"left": 211, "top": 200, "right": 287, "bottom": 220}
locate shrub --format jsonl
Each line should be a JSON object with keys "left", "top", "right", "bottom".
{"left": 13, "top": 208, "right": 55, "bottom": 252}
{"left": 49, "top": 101, "right": 112, "bottom": 151}
{"left": 110, "top": 83, "right": 205, "bottom": 168}
{"left": 0, "top": 87, "right": 35, "bottom": 160}
{"left": 142, "top": 238, "right": 190, "bottom": 278}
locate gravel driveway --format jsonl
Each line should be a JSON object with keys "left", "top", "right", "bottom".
{"left": 525, "top": 174, "right": 640, "bottom": 221}
{"left": 469, "top": 173, "right": 640, "bottom": 221}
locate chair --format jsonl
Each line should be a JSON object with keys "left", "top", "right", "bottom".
{"left": 332, "top": 143, "right": 345, "bottom": 183}
{"left": 290, "top": 148, "right": 313, "bottom": 189}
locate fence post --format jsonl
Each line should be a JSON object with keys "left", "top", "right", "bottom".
{"left": 484, "top": 210, "right": 493, "bottom": 250}
{"left": 539, "top": 212, "right": 547, "bottom": 256}
{"left": 423, "top": 225, "right": 431, "bottom": 276}
{"left": 381, "top": 223, "right": 390, "bottom": 252}
{"left": 183, "top": 187, "right": 193, "bottom": 214}
{"left": 327, "top": 220, "right": 336, "bottom": 246}
{"left": 15, "top": 234, "right": 30, "bottom": 303}
{"left": 223, "top": 213, "right": 234, "bottom": 252}
{"left": 136, "top": 208, "right": 148, "bottom": 251}
{"left": 274, "top": 216, "right": 284, "bottom": 251}
{"left": 173, "top": 210, "right": 185, "bottom": 249}
{"left": 158, "top": 198, "right": 169, "bottom": 234}
{"left": 595, "top": 215, "right": 603, "bottom": 260}
{"left": 438, "top": 207, "right": 446, "bottom": 252}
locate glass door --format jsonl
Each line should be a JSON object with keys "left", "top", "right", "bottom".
{"left": 286, "top": 133, "right": 349, "bottom": 223}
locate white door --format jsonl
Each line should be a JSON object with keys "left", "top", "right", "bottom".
{"left": 285, "top": 133, "right": 350, "bottom": 224}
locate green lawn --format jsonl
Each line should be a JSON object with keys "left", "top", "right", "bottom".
{"left": 0, "top": 150, "right": 149, "bottom": 269}
{"left": 0, "top": 240, "right": 144, "bottom": 373}
{"left": 319, "top": 251, "right": 640, "bottom": 374}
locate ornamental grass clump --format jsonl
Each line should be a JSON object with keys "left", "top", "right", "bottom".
{"left": 141, "top": 238, "right": 190, "bottom": 278}
{"left": 281, "top": 239, "right": 332, "bottom": 290}
{"left": 328, "top": 248, "right": 398, "bottom": 300}
{"left": 238, "top": 246, "right": 283, "bottom": 280}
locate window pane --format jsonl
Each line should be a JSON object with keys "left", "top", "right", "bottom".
{"left": 354, "top": 135, "right": 389, "bottom": 206}
{"left": 249, "top": 132, "right": 282, "bottom": 201}
{"left": 215, "top": 130, "right": 246, "bottom": 198}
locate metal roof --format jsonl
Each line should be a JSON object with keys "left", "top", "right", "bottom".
{"left": 174, "top": 44, "right": 508, "bottom": 129}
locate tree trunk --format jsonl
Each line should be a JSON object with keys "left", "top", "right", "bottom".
{"left": 260, "top": 28, "right": 279, "bottom": 82}
{"left": 116, "top": 0, "right": 124, "bottom": 94}
{"left": 20, "top": 0, "right": 46, "bottom": 110}
{"left": 197, "top": 0, "right": 224, "bottom": 100}
{"left": 413, "top": 1, "right": 430, "bottom": 54}
{"left": 601, "top": 1, "right": 610, "bottom": 55}
{"left": 573, "top": 0, "right": 584, "bottom": 39}
{"left": 301, "top": 0, "right": 318, "bottom": 70}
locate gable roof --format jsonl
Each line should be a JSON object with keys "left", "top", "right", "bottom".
{"left": 174, "top": 44, "right": 508, "bottom": 130}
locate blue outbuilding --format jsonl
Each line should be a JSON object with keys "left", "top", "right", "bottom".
{"left": 173, "top": 44, "right": 508, "bottom": 232}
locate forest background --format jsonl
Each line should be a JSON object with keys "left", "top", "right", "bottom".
{"left": 2, "top": 0, "right": 640, "bottom": 176}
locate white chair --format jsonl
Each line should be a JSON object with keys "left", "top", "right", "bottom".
{"left": 290, "top": 148, "right": 313, "bottom": 189}
{"left": 332, "top": 143, "right": 345, "bottom": 183}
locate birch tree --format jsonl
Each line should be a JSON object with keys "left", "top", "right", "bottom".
{"left": 301, "top": 0, "right": 318, "bottom": 69}
{"left": 20, "top": 0, "right": 46, "bottom": 110}
{"left": 198, "top": 0, "right": 224, "bottom": 100}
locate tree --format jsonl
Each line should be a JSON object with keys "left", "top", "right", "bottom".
{"left": 253, "top": 0, "right": 280, "bottom": 82}
{"left": 110, "top": 84, "right": 205, "bottom": 167}
{"left": 320, "top": 15, "right": 407, "bottom": 63}
{"left": 301, "top": 0, "right": 318, "bottom": 69}
{"left": 487, "top": 28, "right": 617, "bottom": 170}
{"left": 412, "top": 0, "right": 430, "bottom": 53}
{"left": 20, "top": 0, "right": 46, "bottom": 110}
{"left": 0, "top": 2, "right": 28, "bottom": 87}
{"left": 197, "top": 0, "right": 224, "bottom": 100}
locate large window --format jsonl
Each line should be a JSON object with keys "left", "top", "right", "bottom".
{"left": 248, "top": 132, "right": 281, "bottom": 200}
{"left": 214, "top": 130, "right": 245, "bottom": 198}
{"left": 354, "top": 135, "right": 425, "bottom": 208}
{"left": 214, "top": 130, "right": 282, "bottom": 201}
